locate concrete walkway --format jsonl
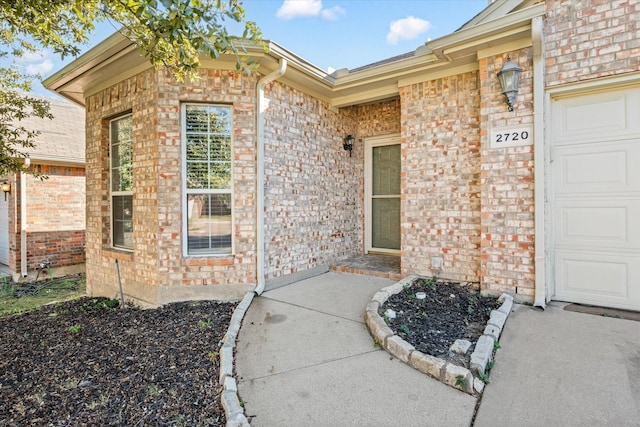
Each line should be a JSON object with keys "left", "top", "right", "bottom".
{"left": 235, "top": 272, "right": 640, "bottom": 426}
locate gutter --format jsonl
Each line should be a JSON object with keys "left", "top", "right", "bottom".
{"left": 532, "top": 16, "right": 546, "bottom": 309}
{"left": 20, "top": 158, "right": 31, "bottom": 278}
{"left": 254, "top": 58, "right": 287, "bottom": 295}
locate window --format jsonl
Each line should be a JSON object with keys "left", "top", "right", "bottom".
{"left": 110, "top": 115, "right": 133, "bottom": 250}
{"left": 182, "top": 104, "right": 232, "bottom": 255}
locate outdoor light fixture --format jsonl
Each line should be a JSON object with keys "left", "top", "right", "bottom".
{"left": 497, "top": 56, "right": 523, "bottom": 112}
{"left": 343, "top": 134, "right": 355, "bottom": 157}
{"left": 1, "top": 182, "right": 10, "bottom": 201}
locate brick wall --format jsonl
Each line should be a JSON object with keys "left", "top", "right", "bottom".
{"left": 85, "top": 68, "right": 260, "bottom": 305}
{"left": 400, "top": 72, "right": 482, "bottom": 282}
{"left": 545, "top": 0, "right": 640, "bottom": 86}
{"left": 5, "top": 166, "right": 85, "bottom": 278}
{"left": 27, "top": 165, "right": 85, "bottom": 232}
{"left": 158, "top": 68, "right": 258, "bottom": 291}
{"left": 262, "top": 82, "right": 361, "bottom": 280}
{"left": 479, "top": 49, "right": 535, "bottom": 300}
{"left": 85, "top": 69, "right": 161, "bottom": 304}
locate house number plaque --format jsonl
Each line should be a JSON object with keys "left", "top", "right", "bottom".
{"left": 490, "top": 124, "right": 533, "bottom": 149}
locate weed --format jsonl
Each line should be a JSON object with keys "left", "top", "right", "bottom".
{"left": 399, "top": 324, "right": 410, "bottom": 334}
{"left": 403, "top": 283, "right": 411, "bottom": 291}
{"left": 421, "top": 311, "right": 428, "bottom": 318}
{"left": 208, "top": 351, "right": 219, "bottom": 362}
{"left": 60, "top": 377, "right": 80, "bottom": 391}
{"left": 477, "top": 371, "right": 490, "bottom": 384}
{"left": 466, "top": 305, "right": 475, "bottom": 314}
{"left": 68, "top": 324, "right": 81, "bottom": 333}
{"left": 198, "top": 319, "right": 212, "bottom": 328}
{"left": 407, "top": 294, "right": 416, "bottom": 300}
{"left": 383, "top": 314, "right": 390, "bottom": 324}
{"left": 373, "top": 339, "right": 381, "bottom": 348}
{"left": 147, "top": 384, "right": 162, "bottom": 397}
{"left": 455, "top": 375, "right": 468, "bottom": 390}
{"left": 493, "top": 340, "right": 501, "bottom": 350}
{"left": 486, "top": 359, "right": 495, "bottom": 371}
{"left": 239, "top": 400, "right": 246, "bottom": 407}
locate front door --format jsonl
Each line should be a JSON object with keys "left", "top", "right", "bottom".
{"left": 365, "top": 135, "right": 401, "bottom": 254}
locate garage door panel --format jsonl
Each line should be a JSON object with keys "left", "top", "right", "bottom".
{"left": 552, "top": 86, "right": 640, "bottom": 311}
{"left": 553, "top": 88, "right": 640, "bottom": 145}
{"left": 554, "top": 250, "right": 640, "bottom": 310}
{"left": 555, "top": 201, "right": 640, "bottom": 248}
{"left": 554, "top": 140, "right": 640, "bottom": 194}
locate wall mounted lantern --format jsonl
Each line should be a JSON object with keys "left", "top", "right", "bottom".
{"left": 1, "top": 182, "right": 10, "bottom": 201}
{"left": 497, "top": 56, "right": 522, "bottom": 112}
{"left": 343, "top": 134, "right": 355, "bottom": 157}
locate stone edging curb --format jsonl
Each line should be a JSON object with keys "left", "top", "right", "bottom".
{"left": 219, "top": 291, "right": 255, "bottom": 427}
{"left": 364, "top": 276, "right": 514, "bottom": 395}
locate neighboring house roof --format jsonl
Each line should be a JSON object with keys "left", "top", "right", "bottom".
{"left": 20, "top": 95, "right": 85, "bottom": 166}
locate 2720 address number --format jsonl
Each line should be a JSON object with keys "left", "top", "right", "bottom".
{"left": 494, "top": 130, "right": 529, "bottom": 143}
{"left": 490, "top": 125, "right": 533, "bottom": 148}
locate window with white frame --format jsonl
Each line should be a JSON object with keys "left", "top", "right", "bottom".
{"left": 182, "top": 104, "right": 232, "bottom": 255}
{"left": 110, "top": 114, "right": 133, "bottom": 250}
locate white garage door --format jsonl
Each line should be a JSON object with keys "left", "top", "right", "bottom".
{"left": 0, "top": 193, "right": 8, "bottom": 265}
{"left": 551, "top": 86, "right": 640, "bottom": 311}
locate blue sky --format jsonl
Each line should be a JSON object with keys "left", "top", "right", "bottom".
{"left": 20, "top": 0, "right": 490, "bottom": 97}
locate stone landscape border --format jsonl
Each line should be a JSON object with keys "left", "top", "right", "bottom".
{"left": 364, "top": 276, "right": 514, "bottom": 395}
{"left": 219, "top": 292, "right": 254, "bottom": 427}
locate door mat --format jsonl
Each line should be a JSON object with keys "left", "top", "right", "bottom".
{"left": 564, "top": 304, "right": 640, "bottom": 322}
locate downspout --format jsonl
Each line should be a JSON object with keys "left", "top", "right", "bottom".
{"left": 20, "top": 158, "right": 31, "bottom": 278}
{"left": 255, "top": 58, "right": 287, "bottom": 295}
{"left": 532, "top": 16, "right": 546, "bottom": 309}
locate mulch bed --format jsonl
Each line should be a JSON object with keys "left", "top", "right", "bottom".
{"left": 381, "top": 277, "right": 500, "bottom": 361}
{"left": 0, "top": 297, "right": 237, "bottom": 426}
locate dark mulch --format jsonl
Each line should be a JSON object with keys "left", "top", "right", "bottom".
{"left": 381, "top": 277, "right": 500, "bottom": 361}
{"left": 0, "top": 297, "right": 237, "bottom": 426}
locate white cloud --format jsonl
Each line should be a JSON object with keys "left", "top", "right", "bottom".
{"left": 276, "top": 0, "right": 323, "bottom": 19}
{"left": 276, "top": 0, "right": 345, "bottom": 21}
{"left": 386, "top": 16, "right": 432, "bottom": 45}
{"left": 26, "top": 59, "right": 54, "bottom": 75}
{"left": 321, "top": 6, "right": 346, "bottom": 20}
{"left": 18, "top": 50, "right": 48, "bottom": 62}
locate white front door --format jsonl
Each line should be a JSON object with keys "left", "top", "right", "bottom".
{"left": 0, "top": 188, "right": 9, "bottom": 265}
{"left": 551, "top": 86, "right": 640, "bottom": 311}
{"left": 365, "top": 135, "right": 401, "bottom": 254}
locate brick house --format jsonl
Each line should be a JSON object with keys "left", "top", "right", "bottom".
{"left": 44, "top": 0, "right": 640, "bottom": 310}
{"left": 0, "top": 97, "right": 86, "bottom": 281}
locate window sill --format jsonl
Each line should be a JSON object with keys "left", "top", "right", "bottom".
{"left": 102, "top": 247, "right": 134, "bottom": 262}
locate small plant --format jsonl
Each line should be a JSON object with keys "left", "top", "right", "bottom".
{"left": 421, "top": 311, "right": 428, "bottom": 318}
{"left": 147, "top": 384, "right": 162, "bottom": 397}
{"left": 373, "top": 339, "right": 381, "bottom": 348}
{"left": 403, "top": 283, "right": 411, "bottom": 291}
{"left": 455, "top": 375, "right": 468, "bottom": 390}
{"left": 68, "top": 324, "right": 81, "bottom": 333}
{"left": 493, "top": 340, "right": 501, "bottom": 350}
{"left": 60, "top": 377, "right": 80, "bottom": 391}
{"left": 466, "top": 305, "right": 475, "bottom": 314}
{"left": 477, "top": 371, "right": 490, "bottom": 384}
{"left": 208, "top": 351, "right": 219, "bottom": 362}
{"left": 486, "top": 359, "right": 495, "bottom": 371}
{"left": 407, "top": 293, "right": 416, "bottom": 300}
{"left": 399, "top": 324, "right": 410, "bottom": 334}
{"left": 383, "top": 314, "right": 390, "bottom": 324}
{"left": 198, "top": 319, "right": 212, "bottom": 328}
